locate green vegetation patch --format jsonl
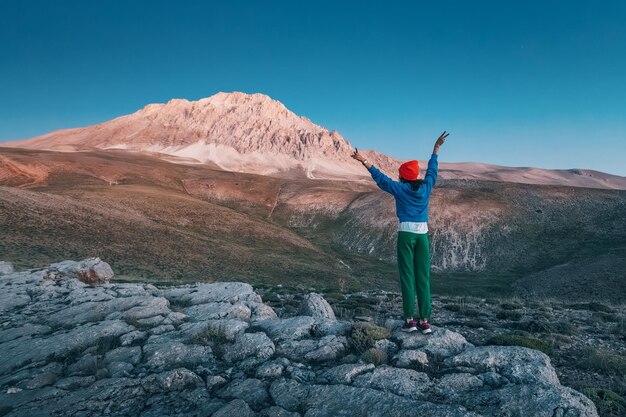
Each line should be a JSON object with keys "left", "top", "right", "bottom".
{"left": 488, "top": 333, "right": 553, "bottom": 355}
{"left": 496, "top": 310, "right": 523, "bottom": 321}
{"left": 361, "top": 348, "right": 388, "bottom": 365}
{"left": 349, "top": 322, "right": 390, "bottom": 354}
{"left": 512, "top": 319, "right": 579, "bottom": 336}
{"left": 581, "top": 388, "right": 626, "bottom": 417}
{"left": 577, "top": 348, "right": 626, "bottom": 376}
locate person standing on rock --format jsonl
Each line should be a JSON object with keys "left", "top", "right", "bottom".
{"left": 351, "top": 132, "right": 448, "bottom": 334}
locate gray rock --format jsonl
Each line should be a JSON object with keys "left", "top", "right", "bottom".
{"left": 254, "top": 316, "right": 316, "bottom": 342}
{"left": 158, "top": 368, "right": 204, "bottom": 391}
{"left": 299, "top": 293, "right": 336, "bottom": 320}
{"left": 104, "top": 346, "right": 142, "bottom": 366}
{"left": 458, "top": 383, "right": 599, "bottom": 417}
{"left": 206, "top": 375, "right": 228, "bottom": 392}
{"left": 270, "top": 378, "right": 310, "bottom": 412}
{"left": 374, "top": 339, "right": 399, "bottom": 357}
{"left": 162, "top": 282, "right": 261, "bottom": 306}
{"left": 134, "top": 315, "right": 166, "bottom": 328}
{"left": 392, "top": 350, "right": 429, "bottom": 368}
{"left": 48, "top": 257, "right": 114, "bottom": 285}
{"left": 256, "top": 360, "right": 285, "bottom": 379}
{"left": 223, "top": 332, "right": 276, "bottom": 363}
{"left": 107, "top": 361, "right": 134, "bottom": 377}
{"left": 143, "top": 341, "right": 213, "bottom": 371}
{"left": 477, "top": 371, "right": 508, "bottom": 388}
{"left": 54, "top": 376, "right": 96, "bottom": 390}
{"left": 24, "top": 371, "right": 59, "bottom": 389}
{"left": 120, "top": 330, "right": 147, "bottom": 346}
{"left": 271, "top": 378, "right": 479, "bottom": 417}
{"left": 217, "top": 378, "right": 270, "bottom": 410}
{"left": 260, "top": 406, "right": 301, "bottom": 417}
{"left": 0, "top": 324, "right": 51, "bottom": 344}
{"left": 250, "top": 301, "right": 278, "bottom": 320}
{"left": 312, "top": 319, "right": 352, "bottom": 337}
{"left": 352, "top": 365, "right": 430, "bottom": 399}
{"left": 277, "top": 336, "right": 347, "bottom": 363}
{"left": 213, "top": 398, "right": 256, "bottom": 417}
{"left": 316, "top": 363, "right": 375, "bottom": 384}
{"left": 148, "top": 324, "right": 175, "bottom": 335}
{"left": 431, "top": 373, "right": 483, "bottom": 400}
{"left": 185, "top": 302, "right": 251, "bottom": 321}
{"left": 122, "top": 297, "right": 170, "bottom": 322}
{"left": 0, "top": 319, "right": 134, "bottom": 375}
{"left": 0, "top": 261, "right": 14, "bottom": 275}
{"left": 444, "top": 345, "right": 559, "bottom": 386}
{"left": 205, "top": 318, "right": 250, "bottom": 341}
{"left": 391, "top": 324, "right": 472, "bottom": 359}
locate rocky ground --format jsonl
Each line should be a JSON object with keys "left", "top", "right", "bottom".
{"left": 256, "top": 285, "right": 626, "bottom": 417}
{"left": 0, "top": 259, "right": 606, "bottom": 417}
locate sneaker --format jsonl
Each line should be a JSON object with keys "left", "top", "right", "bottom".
{"left": 416, "top": 319, "right": 433, "bottom": 334}
{"left": 401, "top": 319, "right": 417, "bottom": 333}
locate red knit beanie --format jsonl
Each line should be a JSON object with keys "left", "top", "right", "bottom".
{"left": 399, "top": 160, "right": 419, "bottom": 181}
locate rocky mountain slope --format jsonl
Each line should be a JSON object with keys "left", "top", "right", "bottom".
{"left": 0, "top": 259, "right": 599, "bottom": 417}
{"left": 2, "top": 92, "right": 626, "bottom": 189}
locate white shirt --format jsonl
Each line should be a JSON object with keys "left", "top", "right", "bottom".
{"left": 398, "top": 221, "right": 428, "bottom": 234}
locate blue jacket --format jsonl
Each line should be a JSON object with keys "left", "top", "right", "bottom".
{"left": 367, "top": 154, "right": 438, "bottom": 222}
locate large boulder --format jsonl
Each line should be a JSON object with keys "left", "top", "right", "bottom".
{"left": 299, "top": 293, "right": 336, "bottom": 320}
{"left": 47, "top": 258, "right": 114, "bottom": 285}
{"left": 444, "top": 345, "right": 559, "bottom": 386}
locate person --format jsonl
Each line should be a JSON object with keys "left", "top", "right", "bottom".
{"left": 351, "top": 132, "right": 449, "bottom": 334}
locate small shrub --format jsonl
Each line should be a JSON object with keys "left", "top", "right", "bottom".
{"left": 581, "top": 388, "right": 626, "bottom": 417}
{"left": 349, "top": 322, "right": 390, "bottom": 354}
{"left": 611, "top": 319, "right": 626, "bottom": 340}
{"left": 586, "top": 302, "right": 615, "bottom": 313}
{"left": 499, "top": 302, "right": 523, "bottom": 310}
{"left": 464, "top": 319, "right": 490, "bottom": 329}
{"left": 461, "top": 308, "right": 483, "bottom": 317}
{"left": 592, "top": 312, "right": 619, "bottom": 323}
{"left": 361, "top": 348, "right": 388, "bottom": 365}
{"left": 513, "top": 319, "right": 578, "bottom": 335}
{"left": 488, "top": 333, "right": 553, "bottom": 355}
{"left": 577, "top": 348, "right": 626, "bottom": 376}
{"left": 262, "top": 292, "right": 281, "bottom": 304}
{"left": 571, "top": 302, "right": 615, "bottom": 313}
{"left": 496, "top": 310, "right": 523, "bottom": 321}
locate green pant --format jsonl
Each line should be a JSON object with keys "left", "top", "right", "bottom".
{"left": 397, "top": 231, "right": 431, "bottom": 319}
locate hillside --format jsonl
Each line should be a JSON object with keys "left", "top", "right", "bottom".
{"left": 1, "top": 147, "right": 624, "bottom": 301}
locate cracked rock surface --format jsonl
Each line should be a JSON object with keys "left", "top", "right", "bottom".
{"left": 0, "top": 259, "right": 598, "bottom": 416}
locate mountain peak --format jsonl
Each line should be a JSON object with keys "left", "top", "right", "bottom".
{"left": 2, "top": 92, "right": 374, "bottom": 178}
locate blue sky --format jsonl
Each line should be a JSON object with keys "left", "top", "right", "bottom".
{"left": 1, "top": 1, "right": 625, "bottom": 175}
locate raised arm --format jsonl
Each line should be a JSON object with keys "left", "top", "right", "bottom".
{"left": 422, "top": 131, "right": 449, "bottom": 192}
{"left": 351, "top": 148, "right": 403, "bottom": 196}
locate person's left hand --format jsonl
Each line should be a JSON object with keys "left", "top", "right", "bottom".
{"left": 351, "top": 148, "right": 366, "bottom": 163}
